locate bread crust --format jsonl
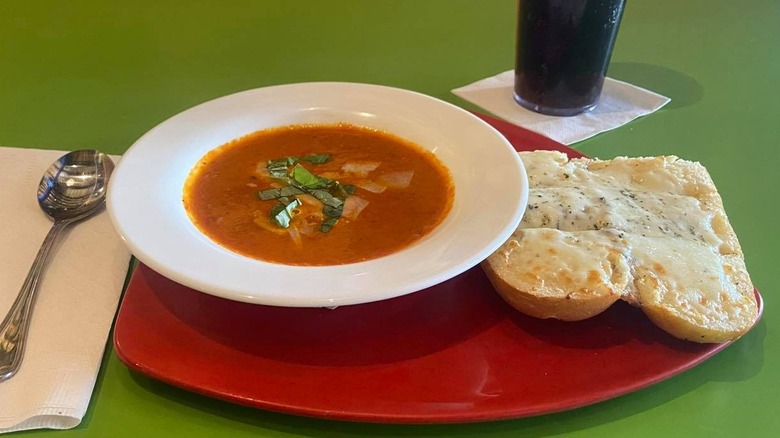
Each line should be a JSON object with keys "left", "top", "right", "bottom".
{"left": 484, "top": 150, "right": 758, "bottom": 343}
{"left": 482, "top": 228, "right": 629, "bottom": 321}
{"left": 635, "top": 253, "right": 757, "bottom": 343}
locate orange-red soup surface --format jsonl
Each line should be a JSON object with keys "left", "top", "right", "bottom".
{"left": 183, "top": 124, "right": 454, "bottom": 266}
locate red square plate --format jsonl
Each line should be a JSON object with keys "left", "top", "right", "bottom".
{"left": 113, "top": 113, "right": 763, "bottom": 424}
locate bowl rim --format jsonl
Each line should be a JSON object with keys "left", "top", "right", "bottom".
{"left": 107, "top": 82, "right": 529, "bottom": 307}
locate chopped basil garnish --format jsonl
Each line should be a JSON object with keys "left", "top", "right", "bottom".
{"left": 270, "top": 197, "right": 302, "bottom": 228}
{"left": 290, "top": 164, "right": 328, "bottom": 189}
{"left": 309, "top": 188, "right": 343, "bottom": 208}
{"left": 300, "top": 153, "right": 331, "bottom": 164}
{"left": 267, "top": 157, "right": 298, "bottom": 178}
{"left": 321, "top": 217, "right": 338, "bottom": 233}
{"left": 266, "top": 154, "right": 332, "bottom": 178}
{"left": 257, "top": 185, "right": 304, "bottom": 200}
{"left": 257, "top": 153, "right": 352, "bottom": 233}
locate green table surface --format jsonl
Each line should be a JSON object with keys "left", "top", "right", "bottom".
{"left": 2, "top": 0, "right": 777, "bottom": 437}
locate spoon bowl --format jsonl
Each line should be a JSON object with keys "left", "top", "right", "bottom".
{"left": 0, "top": 149, "right": 113, "bottom": 382}
{"left": 38, "top": 149, "right": 113, "bottom": 221}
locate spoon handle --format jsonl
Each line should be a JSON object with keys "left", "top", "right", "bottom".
{"left": 0, "top": 220, "right": 70, "bottom": 382}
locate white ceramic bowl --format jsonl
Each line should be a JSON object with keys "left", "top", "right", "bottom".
{"left": 107, "top": 82, "right": 528, "bottom": 307}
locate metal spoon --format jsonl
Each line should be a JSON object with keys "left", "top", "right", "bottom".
{"left": 0, "top": 149, "right": 114, "bottom": 382}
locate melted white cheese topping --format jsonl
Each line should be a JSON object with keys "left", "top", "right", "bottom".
{"left": 517, "top": 151, "right": 741, "bottom": 329}
{"left": 521, "top": 186, "right": 720, "bottom": 247}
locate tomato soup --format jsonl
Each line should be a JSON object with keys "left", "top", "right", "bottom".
{"left": 183, "top": 123, "right": 454, "bottom": 265}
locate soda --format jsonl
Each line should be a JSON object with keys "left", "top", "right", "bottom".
{"left": 514, "top": 0, "right": 626, "bottom": 116}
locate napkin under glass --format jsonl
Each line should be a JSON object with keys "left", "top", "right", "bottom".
{"left": 452, "top": 70, "right": 671, "bottom": 145}
{"left": 0, "top": 147, "right": 131, "bottom": 434}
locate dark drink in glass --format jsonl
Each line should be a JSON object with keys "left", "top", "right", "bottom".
{"left": 514, "top": 0, "right": 626, "bottom": 116}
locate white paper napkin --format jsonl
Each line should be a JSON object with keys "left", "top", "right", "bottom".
{"left": 0, "top": 147, "right": 131, "bottom": 434}
{"left": 452, "top": 70, "right": 671, "bottom": 145}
